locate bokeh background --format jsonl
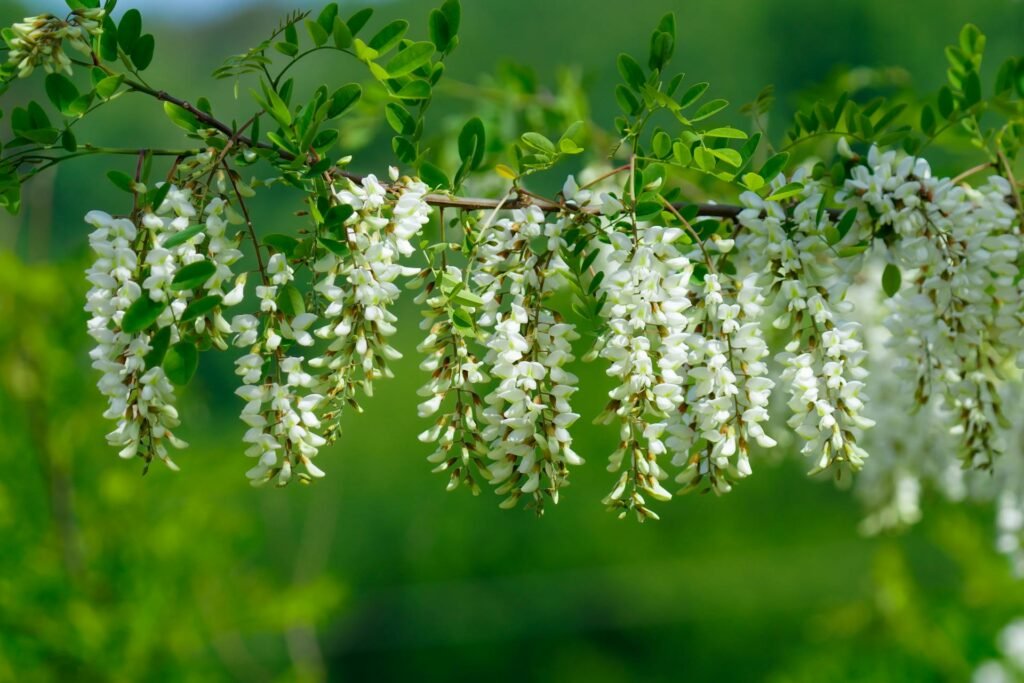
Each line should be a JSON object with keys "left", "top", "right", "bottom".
{"left": 3, "top": 1, "right": 1024, "bottom": 681}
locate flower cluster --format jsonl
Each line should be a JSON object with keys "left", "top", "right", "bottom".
{"left": 414, "top": 263, "right": 489, "bottom": 494}
{"left": 471, "top": 206, "right": 583, "bottom": 512}
{"left": 593, "top": 225, "right": 693, "bottom": 518}
{"left": 738, "top": 169, "right": 874, "bottom": 474}
{"left": 309, "top": 170, "right": 432, "bottom": 443}
{"left": 6, "top": 10, "right": 104, "bottom": 79}
{"left": 85, "top": 179, "right": 245, "bottom": 472}
{"left": 840, "top": 145, "right": 1021, "bottom": 469}
{"left": 670, "top": 273, "right": 776, "bottom": 494}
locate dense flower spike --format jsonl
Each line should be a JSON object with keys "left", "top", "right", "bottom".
{"left": 6, "top": 10, "right": 104, "bottom": 79}
{"left": 738, "top": 169, "right": 874, "bottom": 475}
{"left": 310, "top": 170, "right": 432, "bottom": 442}
{"left": 471, "top": 206, "right": 583, "bottom": 512}
{"left": 839, "top": 146, "right": 1022, "bottom": 469}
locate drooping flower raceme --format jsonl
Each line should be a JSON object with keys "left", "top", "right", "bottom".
{"left": 738, "top": 169, "right": 874, "bottom": 475}
{"left": 6, "top": 9, "right": 104, "bottom": 79}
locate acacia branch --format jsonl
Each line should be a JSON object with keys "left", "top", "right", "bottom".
{"left": 122, "top": 78, "right": 841, "bottom": 222}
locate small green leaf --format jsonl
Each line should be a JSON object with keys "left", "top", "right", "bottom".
{"left": 386, "top": 41, "right": 435, "bottom": 78}
{"left": 758, "top": 152, "right": 790, "bottom": 181}
{"left": 163, "top": 102, "right": 200, "bottom": 133}
{"left": 458, "top": 117, "right": 486, "bottom": 170}
{"left": 617, "top": 53, "right": 645, "bottom": 91}
{"left": 521, "top": 131, "right": 556, "bottom": 155}
{"left": 703, "top": 127, "right": 747, "bottom": 140}
{"left": 328, "top": 84, "right": 361, "bottom": 118}
{"left": 963, "top": 70, "right": 982, "bottom": 107}
{"left": 117, "top": 9, "right": 142, "bottom": 53}
{"left": 164, "top": 342, "right": 198, "bottom": 386}
{"left": 277, "top": 284, "right": 306, "bottom": 316}
{"left": 163, "top": 224, "right": 204, "bottom": 249}
{"left": 131, "top": 34, "right": 155, "bottom": 70}
{"left": 766, "top": 182, "right": 804, "bottom": 202}
{"left": 690, "top": 98, "right": 728, "bottom": 122}
{"left": 393, "top": 80, "right": 431, "bottom": 100}
{"left": 882, "top": 263, "right": 902, "bottom": 297}
{"left": 180, "top": 295, "right": 222, "bottom": 322}
{"left": 419, "top": 162, "right": 450, "bottom": 189}
{"left": 709, "top": 147, "right": 742, "bottom": 167}
{"left": 264, "top": 233, "right": 300, "bottom": 256}
{"left": 347, "top": 8, "right": 374, "bottom": 36}
{"left": 368, "top": 19, "right": 408, "bottom": 54}
{"left": 679, "top": 82, "right": 709, "bottom": 109}
{"left": 171, "top": 260, "right": 216, "bottom": 291}
{"left": 332, "top": 16, "right": 352, "bottom": 49}
{"left": 320, "top": 237, "right": 351, "bottom": 257}
{"left": 44, "top": 73, "right": 79, "bottom": 114}
{"left": 694, "top": 146, "right": 715, "bottom": 171}
{"left": 122, "top": 296, "right": 166, "bottom": 333}
{"left": 144, "top": 325, "right": 171, "bottom": 369}
{"left": 95, "top": 75, "right": 124, "bottom": 100}
{"left": 305, "top": 19, "right": 328, "bottom": 47}
{"left": 106, "top": 170, "right": 134, "bottom": 192}
{"left": 835, "top": 209, "right": 858, "bottom": 240}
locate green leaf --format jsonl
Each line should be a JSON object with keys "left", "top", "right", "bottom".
{"left": 320, "top": 237, "right": 351, "bottom": 257}
{"left": 163, "top": 224, "right": 204, "bottom": 249}
{"left": 368, "top": 20, "right": 408, "bottom": 54}
{"left": 521, "top": 131, "right": 556, "bottom": 155}
{"left": 963, "top": 70, "right": 982, "bottom": 107}
{"left": 305, "top": 19, "right": 328, "bottom": 47}
{"left": 163, "top": 102, "right": 201, "bottom": 133}
{"left": 451, "top": 289, "right": 484, "bottom": 307}
{"left": 709, "top": 147, "right": 742, "bottom": 167}
{"left": 347, "top": 8, "right": 374, "bottom": 36}
{"left": 835, "top": 209, "right": 858, "bottom": 240}
{"left": 617, "top": 53, "right": 645, "bottom": 91}
{"left": 766, "top": 182, "right": 804, "bottom": 202}
{"left": 95, "top": 75, "right": 124, "bottom": 100}
{"left": 387, "top": 41, "right": 435, "bottom": 78}
{"left": 679, "top": 82, "right": 709, "bottom": 109}
{"left": 441, "top": 0, "right": 461, "bottom": 36}
{"left": 419, "top": 162, "right": 450, "bottom": 189}
{"left": 393, "top": 80, "right": 431, "bottom": 100}
{"left": 99, "top": 15, "right": 118, "bottom": 61}
{"left": 429, "top": 10, "right": 452, "bottom": 53}
{"left": 328, "top": 84, "right": 361, "bottom": 118}
{"left": 144, "top": 325, "right": 171, "bottom": 369}
{"left": 277, "top": 284, "right": 306, "bottom": 316}
{"left": 131, "top": 34, "right": 155, "bottom": 70}
{"left": 920, "top": 105, "right": 936, "bottom": 135}
{"left": 704, "top": 126, "right": 747, "bottom": 140}
{"left": 122, "top": 296, "right": 166, "bottom": 333}
{"left": 758, "top": 153, "right": 789, "bottom": 181}
{"left": 171, "top": 261, "right": 216, "bottom": 291}
{"left": 118, "top": 9, "right": 142, "bottom": 53}
{"left": 180, "top": 295, "right": 222, "bottom": 322}
{"left": 882, "top": 263, "right": 902, "bottom": 298}
{"left": 694, "top": 146, "right": 715, "bottom": 171}
{"left": 44, "top": 73, "right": 79, "bottom": 114}
{"left": 317, "top": 3, "right": 339, "bottom": 33}
{"left": 164, "top": 342, "right": 198, "bottom": 386}
{"left": 742, "top": 172, "right": 764, "bottom": 190}
{"left": 332, "top": 16, "right": 353, "bottom": 49}
{"left": 690, "top": 98, "right": 728, "bottom": 122}
{"left": 264, "top": 233, "right": 300, "bottom": 256}
{"left": 385, "top": 103, "right": 415, "bottom": 135}
{"left": 458, "top": 117, "right": 486, "bottom": 170}
{"left": 938, "top": 86, "right": 955, "bottom": 119}
{"left": 106, "top": 170, "right": 134, "bottom": 192}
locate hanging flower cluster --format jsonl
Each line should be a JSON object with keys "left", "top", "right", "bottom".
{"left": 5, "top": 9, "right": 104, "bottom": 79}
{"left": 473, "top": 206, "right": 583, "bottom": 512}
{"left": 840, "top": 145, "right": 1022, "bottom": 469}
{"left": 85, "top": 175, "right": 246, "bottom": 472}
{"left": 81, "top": 138, "right": 1024, "bottom": 535}
{"left": 737, "top": 168, "right": 874, "bottom": 475}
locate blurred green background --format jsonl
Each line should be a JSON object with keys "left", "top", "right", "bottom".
{"left": 2, "top": 1, "right": 1024, "bottom": 681}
